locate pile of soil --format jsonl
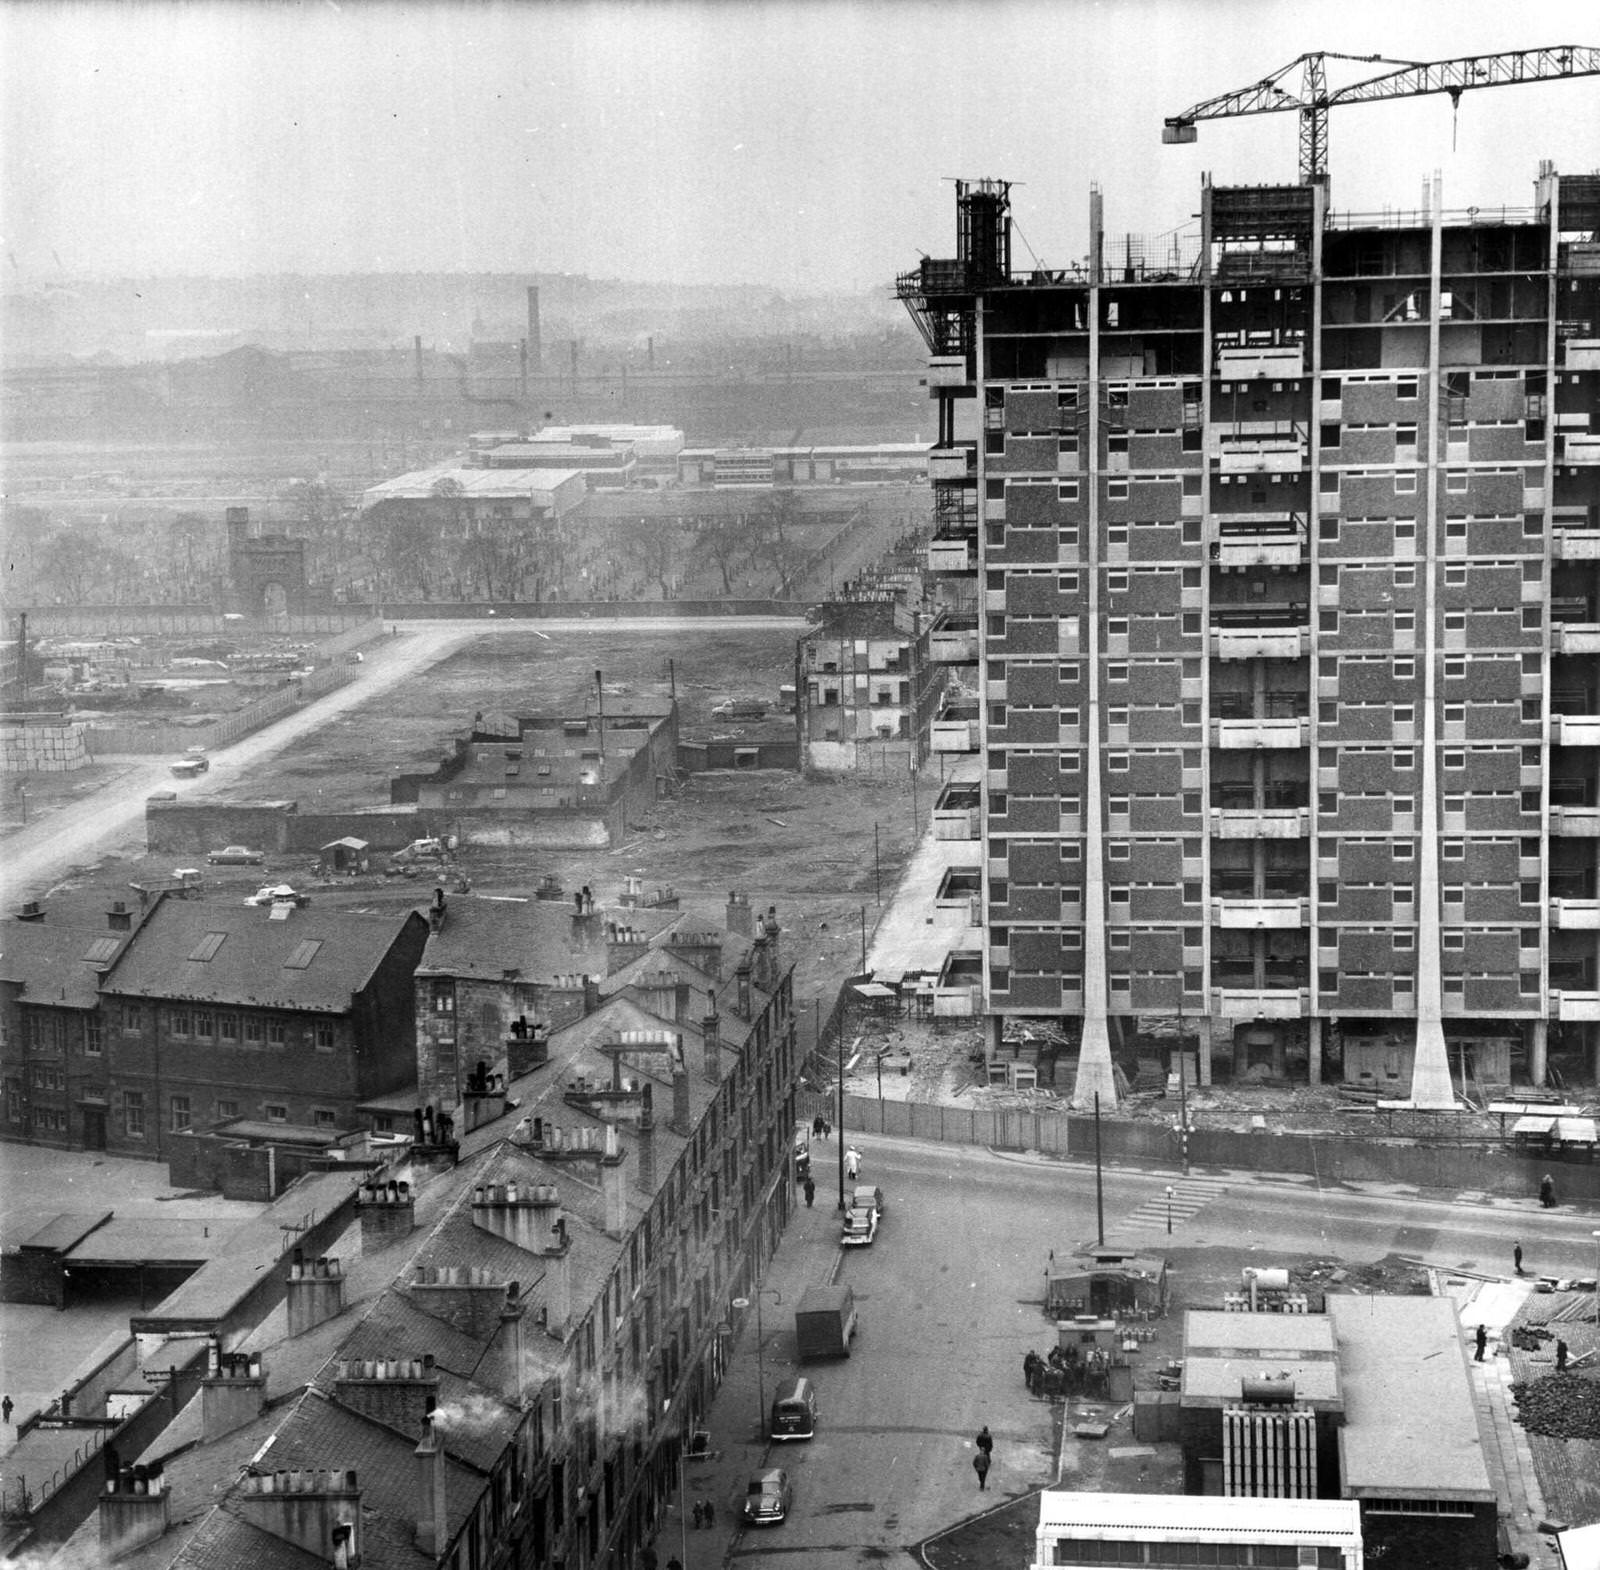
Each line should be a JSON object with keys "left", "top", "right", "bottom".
{"left": 1510, "top": 1372, "right": 1600, "bottom": 1440}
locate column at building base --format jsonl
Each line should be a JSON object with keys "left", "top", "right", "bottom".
{"left": 1071, "top": 1014, "right": 1119, "bottom": 1110}
{"left": 1410, "top": 1016, "right": 1457, "bottom": 1110}
{"left": 1307, "top": 1017, "right": 1322, "bottom": 1087}
{"left": 1528, "top": 1020, "right": 1546, "bottom": 1089}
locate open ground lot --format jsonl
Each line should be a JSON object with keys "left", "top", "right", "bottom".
{"left": 44, "top": 625, "right": 935, "bottom": 1012}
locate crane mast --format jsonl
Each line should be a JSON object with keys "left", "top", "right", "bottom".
{"left": 1163, "top": 45, "right": 1600, "bottom": 187}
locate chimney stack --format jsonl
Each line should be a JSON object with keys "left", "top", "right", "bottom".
{"left": 201, "top": 1337, "right": 266, "bottom": 1442}
{"left": 236, "top": 1467, "right": 363, "bottom": 1565}
{"left": 99, "top": 1453, "right": 171, "bottom": 1560}
{"left": 764, "top": 906, "right": 781, "bottom": 975}
{"left": 543, "top": 1220, "right": 573, "bottom": 1337}
{"left": 472, "top": 1180, "right": 563, "bottom": 1255}
{"left": 333, "top": 1353, "right": 439, "bottom": 1436}
{"left": 671, "top": 1042, "right": 691, "bottom": 1136}
{"left": 726, "top": 890, "right": 752, "bottom": 936}
{"left": 415, "top": 1404, "right": 449, "bottom": 1557}
{"left": 735, "top": 959, "right": 752, "bottom": 1019}
{"left": 410, "top": 1264, "right": 515, "bottom": 1340}
{"left": 286, "top": 1251, "right": 346, "bottom": 1337}
{"left": 602, "top": 1125, "right": 627, "bottom": 1238}
{"left": 701, "top": 1010, "right": 721, "bottom": 1082}
{"left": 428, "top": 886, "right": 447, "bottom": 935}
{"left": 582, "top": 975, "right": 601, "bottom": 1016}
{"left": 526, "top": 285, "right": 542, "bottom": 372}
{"left": 359, "top": 1177, "right": 416, "bottom": 1253}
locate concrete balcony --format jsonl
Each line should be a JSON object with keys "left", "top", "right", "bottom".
{"left": 1209, "top": 807, "right": 1311, "bottom": 839}
{"left": 929, "top": 619, "right": 979, "bottom": 663}
{"left": 1215, "top": 433, "right": 1307, "bottom": 473}
{"left": 1562, "top": 434, "right": 1600, "bottom": 464}
{"left": 931, "top": 708, "right": 980, "bottom": 753}
{"left": 1210, "top": 987, "right": 1311, "bottom": 1018}
{"left": 1550, "top": 898, "right": 1600, "bottom": 929}
{"left": 1561, "top": 338, "right": 1600, "bottom": 370}
{"left": 1554, "top": 530, "right": 1600, "bottom": 561}
{"left": 1550, "top": 805, "right": 1600, "bottom": 836}
{"left": 1210, "top": 533, "right": 1306, "bottom": 568}
{"left": 1552, "top": 715, "right": 1600, "bottom": 747}
{"left": 928, "top": 537, "right": 977, "bottom": 574}
{"left": 1210, "top": 896, "right": 1310, "bottom": 928}
{"left": 928, "top": 446, "right": 977, "bottom": 482}
{"left": 1209, "top": 627, "right": 1312, "bottom": 661}
{"left": 1215, "top": 345, "right": 1306, "bottom": 380}
{"left": 1552, "top": 624, "right": 1600, "bottom": 654}
{"left": 1210, "top": 717, "right": 1312, "bottom": 749}
{"left": 1552, "top": 990, "right": 1600, "bottom": 1021}
{"left": 933, "top": 781, "right": 980, "bottom": 839}
{"left": 925, "top": 356, "right": 970, "bottom": 388}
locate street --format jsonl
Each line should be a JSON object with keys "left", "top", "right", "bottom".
{"left": 690, "top": 1130, "right": 1600, "bottom": 1570}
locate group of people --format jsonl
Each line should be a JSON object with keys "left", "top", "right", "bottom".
{"left": 689, "top": 1501, "right": 716, "bottom": 1529}
{"left": 1023, "top": 1343, "right": 1113, "bottom": 1401}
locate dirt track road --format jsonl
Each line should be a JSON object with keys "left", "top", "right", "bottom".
{"left": 0, "top": 616, "right": 804, "bottom": 904}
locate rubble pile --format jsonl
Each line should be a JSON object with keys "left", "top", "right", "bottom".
{"left": 1510, "top": 1372, "right": 1600, "bottom": 1441}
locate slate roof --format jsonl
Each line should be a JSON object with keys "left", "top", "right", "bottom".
{"left": 0, "top": 894, "right": 149, "bottom": 1007}
{"left": 102, "top": 899, "right": 423, "bottom": 1013}
{"left": 415, "top": 896, "right": 674, "bottom": 982}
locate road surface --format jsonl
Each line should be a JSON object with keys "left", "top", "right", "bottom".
{"left": 0, "top": 616, "right": 805, "bottom": 906}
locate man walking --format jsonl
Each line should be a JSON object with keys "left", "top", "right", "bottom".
{"left": 1540, "top": 1173, "right": 1556, "bottom": 1209}
{"left": 803, "top": 1175, "right": 816, "bottom": 1208}
{"left": 1, "top": 1394, "right": 11, "bottom": 1427}
{"left": 1513, "top": 1241, "right": 1523, "bottom": 1276}
{"left": 845, "top": 1146, "right": 862, "bottom": 1180}
{"left": 975, "top": 1425, "right": 994, "bottom": 1460}
{"left": 973, "top": 1450, "right": 991, "bottom": 1491}
{"left": 1474, "top": 1324, "right": 1488, "bottom": 1361}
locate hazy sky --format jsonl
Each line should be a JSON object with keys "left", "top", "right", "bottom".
{"left": 4, "top": 0, "right": 1598, "bottom": 291}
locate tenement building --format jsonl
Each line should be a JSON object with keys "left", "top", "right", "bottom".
{"left": 899, "top": 166, "right": 1600, "bottom": 1103}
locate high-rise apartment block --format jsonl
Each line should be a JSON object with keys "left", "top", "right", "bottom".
{"left": 900, "top": 166, "right": 1600, "bottom": 1101}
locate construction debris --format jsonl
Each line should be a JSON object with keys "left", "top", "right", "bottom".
{"left": 1509, "top": 1374, "right": 1600, "bottom": 1441}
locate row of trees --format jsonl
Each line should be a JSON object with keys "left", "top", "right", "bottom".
{"left": 2, "top": 483, "right": 827, "bottom": 612}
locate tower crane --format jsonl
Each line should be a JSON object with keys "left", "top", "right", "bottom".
{"left": 1162, "top": 46, "right": 1600, "bottom": 188}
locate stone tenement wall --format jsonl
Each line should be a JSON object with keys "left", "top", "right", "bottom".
{"left": 1, "top": 719, "right": 89, "bottom": 774}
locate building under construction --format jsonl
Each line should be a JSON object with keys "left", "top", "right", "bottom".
{"left": 900, "top": 67, "right": 1600, "bottom": 1103}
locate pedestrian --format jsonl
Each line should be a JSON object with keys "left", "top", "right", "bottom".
{"left": 1474, "top": 1325, "right": 1488, "bottom": 1361}
{"left": 822, "top": 1119, "right": 832, "bottom": 1140}
{"left": 845, "top": 1146, "right": 861, "bottom": 1180}
{"left": 1513, "top": 1241, "right": 1523, "bottom": 1276}
{"left": 1, "top": 1394, "right": 11, "bottom": 1426}
{"left": 703, "top": 1501, "right": 714, "bottom": 1529}
{"left": 1557, "top": 1339, "right": 1569, "bottom": 1372}
{"left": 975, "top": 1425, "right": 994, "bottom": 1458}
{"left": 1539, "top": 1173, "right": 1556, "bottom": 1209}
{"left": 812, "top": 1114, "right": 824, "bottom": 1138}
{"left": 668, "top": 1559, "right": 684, "bottom": 1570}
{"left": 803, "top": 1176, "right": 816, "bottom": 1208}
{"left": 973, "top": 1451, "right": 991, "bottom": 1491}
{"left": 692, "top": 1502, "right": 705, "bottom": 1528}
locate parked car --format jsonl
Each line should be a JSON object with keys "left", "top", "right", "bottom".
{"left": 168, "top": 749, "right": 210, "bottom": 778}
{"left": 741, "top": 1469, "right": 792, "bottom": 1526}
{"left": 841, "top": 1205, "right": 879, "bottom": 1247}
{"left": 207, "top": 845, "right": 265, "bottom": 865}
{"left": 245, "top": 884, "right": 308, "bottom": 908}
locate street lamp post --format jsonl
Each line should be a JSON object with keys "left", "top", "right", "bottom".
{"left": 734, "top": 1288, "right": 783, "bottom": 1440}
{"left": 1166, "top": 1185, "right": 1175, "bottom": 1235}
{"left": 1593, "top": 1231, "right": 1600, "bottom": 1327}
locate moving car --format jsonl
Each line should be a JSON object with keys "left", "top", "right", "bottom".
{"left": 741, "top": 1469, "right": 792, "bottom": 1526}
{"left": 207, "top": 845, "right": 265, "bottom": 865}
{"left": 168, "top": 749, "right": 211, "bottom": 778}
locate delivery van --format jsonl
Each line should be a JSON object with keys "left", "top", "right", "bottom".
{"left": 768, "top": 1377, "right": 818, "bottom": 1440}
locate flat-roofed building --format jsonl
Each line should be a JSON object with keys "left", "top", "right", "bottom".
{"left": 1033, "top": 1492, "right": 1364, "bottom": 1570}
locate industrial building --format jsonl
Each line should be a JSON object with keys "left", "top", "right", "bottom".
{"left": 901, "top": 151, "right": 1600, "bottom": 1103}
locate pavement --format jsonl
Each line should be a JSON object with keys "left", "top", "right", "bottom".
{"left": 655, "top": 1153, "right": 849, "bottom": 1570}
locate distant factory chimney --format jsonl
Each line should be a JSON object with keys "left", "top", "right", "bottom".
{"left": 526, "top": 286, "right": 542, "bottom": 373}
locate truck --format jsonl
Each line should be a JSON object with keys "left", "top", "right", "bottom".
{"left": 794, "top": 1284, "right": 857, "bottom": 1361}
